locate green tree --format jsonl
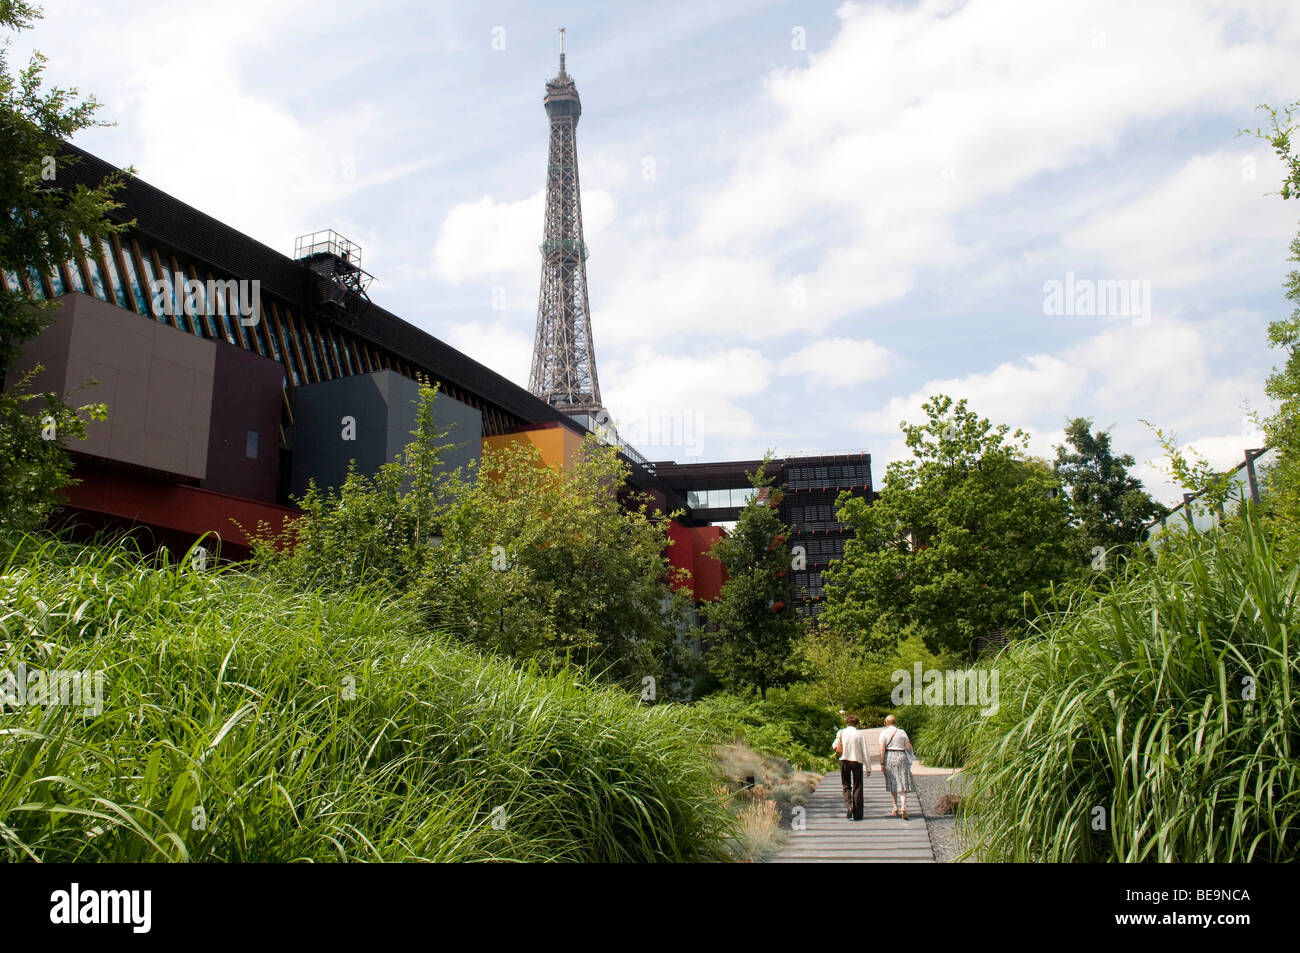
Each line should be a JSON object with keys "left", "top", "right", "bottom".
{"left": 1241, "top": 102, "right": 1300, "bottom": 546}
{"left": 0, "top": 370, "right": 104, "bottom": 535}
{"left": 420, "top": 436, "right": 695, "bottom": 691}
{"left": 1143, "top": 419, "right": 1240, "bottom": 516}
{"left": 1, "top": 0, "right": 126, "bottom": 536}
{"left": 1054, "top": 417, "right": 1167, "bottom": 566}
{"left": 701, "top": 457, "right": 800, "bottom": 698}
{"left": 253, "top": 394, "right": 695, "bottom": 692}
{"left": 790, "top": 624, "right": 872, "bottom": 713}
{"left": 823, "top": 395, "right": 1077, "bottom": 657}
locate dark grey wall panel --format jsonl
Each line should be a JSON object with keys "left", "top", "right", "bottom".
{"left": 290, "top": 369, "right": 481, "bottom": 499}
{"left": 290, "top": 373, "right": 386, "bottom": 500}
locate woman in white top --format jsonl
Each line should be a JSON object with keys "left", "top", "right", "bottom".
{"left": 878, "top": 714, "right": 917, "bottom": 819}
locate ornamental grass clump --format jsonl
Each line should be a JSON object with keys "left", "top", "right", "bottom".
{"left": 959, "top": 513, "right": 1298, "bottom": 862}
{"left": 0, "top": 535, "right": 734, "bottom": 862}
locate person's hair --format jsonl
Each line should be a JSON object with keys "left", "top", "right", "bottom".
{"left": 884, "top": 714, "right": 897, "bottom": 726}
{"left": 845, "top": 714, "right": 860, "bottom": 727}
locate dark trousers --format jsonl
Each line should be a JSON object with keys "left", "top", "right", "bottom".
{"left": 840, "top": 759, "right": 864, "bottom": 819}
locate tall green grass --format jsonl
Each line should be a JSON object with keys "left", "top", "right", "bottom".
{"left": 957, "top": 514, "right": 1298, "bottom": 862}
{"left": 0, "top": 535, "right": 734, "bottom": 862}
{"left": 901, "top": 703, "right": 983, "bottom": 769}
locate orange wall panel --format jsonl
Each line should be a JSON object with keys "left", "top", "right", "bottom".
{"left": 483, "top": 423, "right": 583, "bottom": 470}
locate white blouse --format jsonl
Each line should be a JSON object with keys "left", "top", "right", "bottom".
{"left": 881, "top": 727, "right": 910, "bottom": 750}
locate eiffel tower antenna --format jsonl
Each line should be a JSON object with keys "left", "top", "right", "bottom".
{"left": 529, "top": 33, "right": 604, "bottom": 417}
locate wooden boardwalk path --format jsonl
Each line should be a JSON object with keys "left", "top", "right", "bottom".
{"left": 770, "top": 770, "right": 935, "bottom": 863}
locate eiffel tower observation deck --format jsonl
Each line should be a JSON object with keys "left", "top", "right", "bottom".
{"left": 529, "top": 30, "right": 604, "bottom": 418}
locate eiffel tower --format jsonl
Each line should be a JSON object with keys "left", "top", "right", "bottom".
{"left": 528, "top": 29, "right": 604, "bottom": 418}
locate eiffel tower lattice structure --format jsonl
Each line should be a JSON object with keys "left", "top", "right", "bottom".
{"left": 528, "top": 30, "right": 604, "bottom": 417}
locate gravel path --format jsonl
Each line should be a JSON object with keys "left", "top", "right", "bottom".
{"left": 913, "top": 772, "right": 975, "bottom": 863}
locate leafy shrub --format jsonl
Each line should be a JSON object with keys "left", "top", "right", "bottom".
{"left": 249, "top": 385, "right": 695, "bottom": 693}
{"left": 791, "top": 624, "right": 950, "bottom": 714}
{"left": 854, "top": 704, "right": 890, "bottom": 728}
{"left": 891, "top": 704, "right": 929, "bottom": 743}
{"left": 691, "top": 691, "right": 833, "bottom": 771}
{"left": 755, "top": 684, "right": 840, "bottom": 753}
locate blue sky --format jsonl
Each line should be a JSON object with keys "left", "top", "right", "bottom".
{"left": 18, "top": 0, "right": 1300, "bottom": 501}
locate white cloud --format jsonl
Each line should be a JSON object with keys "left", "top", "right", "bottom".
{"left": 1060, "top": 148, "right": 1297, "bottom": 289}
{"left": 539, "top": 0, "right": 1300, "bottom": 362}
{"left": 778, "top": 337, "right": 893, "bottom": 386}
{"left": 439, "top": 319, "right": 534, "bottom": 388}
{"left": 676, "top": 0, "right": 1300, "bottom": 326}
{"left": 602, "top": 347, "right": 775, "bottom": 460}
{"left": 1066, "top": 320, "right": 1212, "bottom": 413}
{"left": 431, "top": 189, "right": 616, "bottom": 291}
{"left": 861, "top": 353, "right": 1087, "bottom": 449}
{"left": 106, "top": 3, "right": 390, "bottom": 252}
{"left": 432, "top": 192, "right": 544, "bottom": 284}
{"left": 16, "top": 0, "right": 459, "bottom": 255}
{"left": 860, "top": 311, "right": 1275, "bottom": 503}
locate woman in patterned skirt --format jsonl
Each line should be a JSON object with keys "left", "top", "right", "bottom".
{"left": 878, "top": 714, "right": 917, "bottom": 819}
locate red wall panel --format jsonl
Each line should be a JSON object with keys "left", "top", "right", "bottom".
{"left": 667, "top": 519, "right": 695, "bottom": 594}
{"left": 665, "top": 520, "right": 726, "bottom": 602}
{"left": 690, "top": 525, "right": 725, "bottom": 602}
{"left": 62, "top": 462, "right": 298, "bottom": 555}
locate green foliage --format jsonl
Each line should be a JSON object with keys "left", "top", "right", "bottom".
{"left": 755, "top": 683, "right": 841, "bottom": 754}
{"left": 249, "top": 380, "right": 450, "bottom": 592}
{"left": 419, "top": 436, "right": 694, "bottom": 691}
{"left": 956, "top": 514, "right": 1298, "bottom": 862}
{"left": 1143, "top": 418, "right": 1242, "bottom": 516}
{"left": 1054, "top": 417, "right": 1167, "bottom": 565}
{"left": 789, "top": 623, "right": 875, "bottom": 712}
{"left": 0, "top": 367, "right": 104, "bottom": 537}
{"left": 701, "top": 456, "right": 800, "bottom": 697}
{"left": 907, "top": 698, "right": 985, "bottom": 769}
{"left": 824, "top": 395, "right": 1078, "bottom": 656}
{"left": 0, "top": 534, "right": 735, "bottom": 862}
{"left": 1241, "top": 102, "right": 1300, "bottom": 553}
{"left": 793, "top": 623, "right": 949, "bottom": 715}
{"left": 690, "top": 690, "right": 834, "bottom": 771}
{"left": 863, "top": 631, "right": 952, "bottom": 708}
{"left": 0, "top": 1, "right": 128, "bottom": 537}
{"left": 251, "top": 386, "right": 694, "bottom": 692}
